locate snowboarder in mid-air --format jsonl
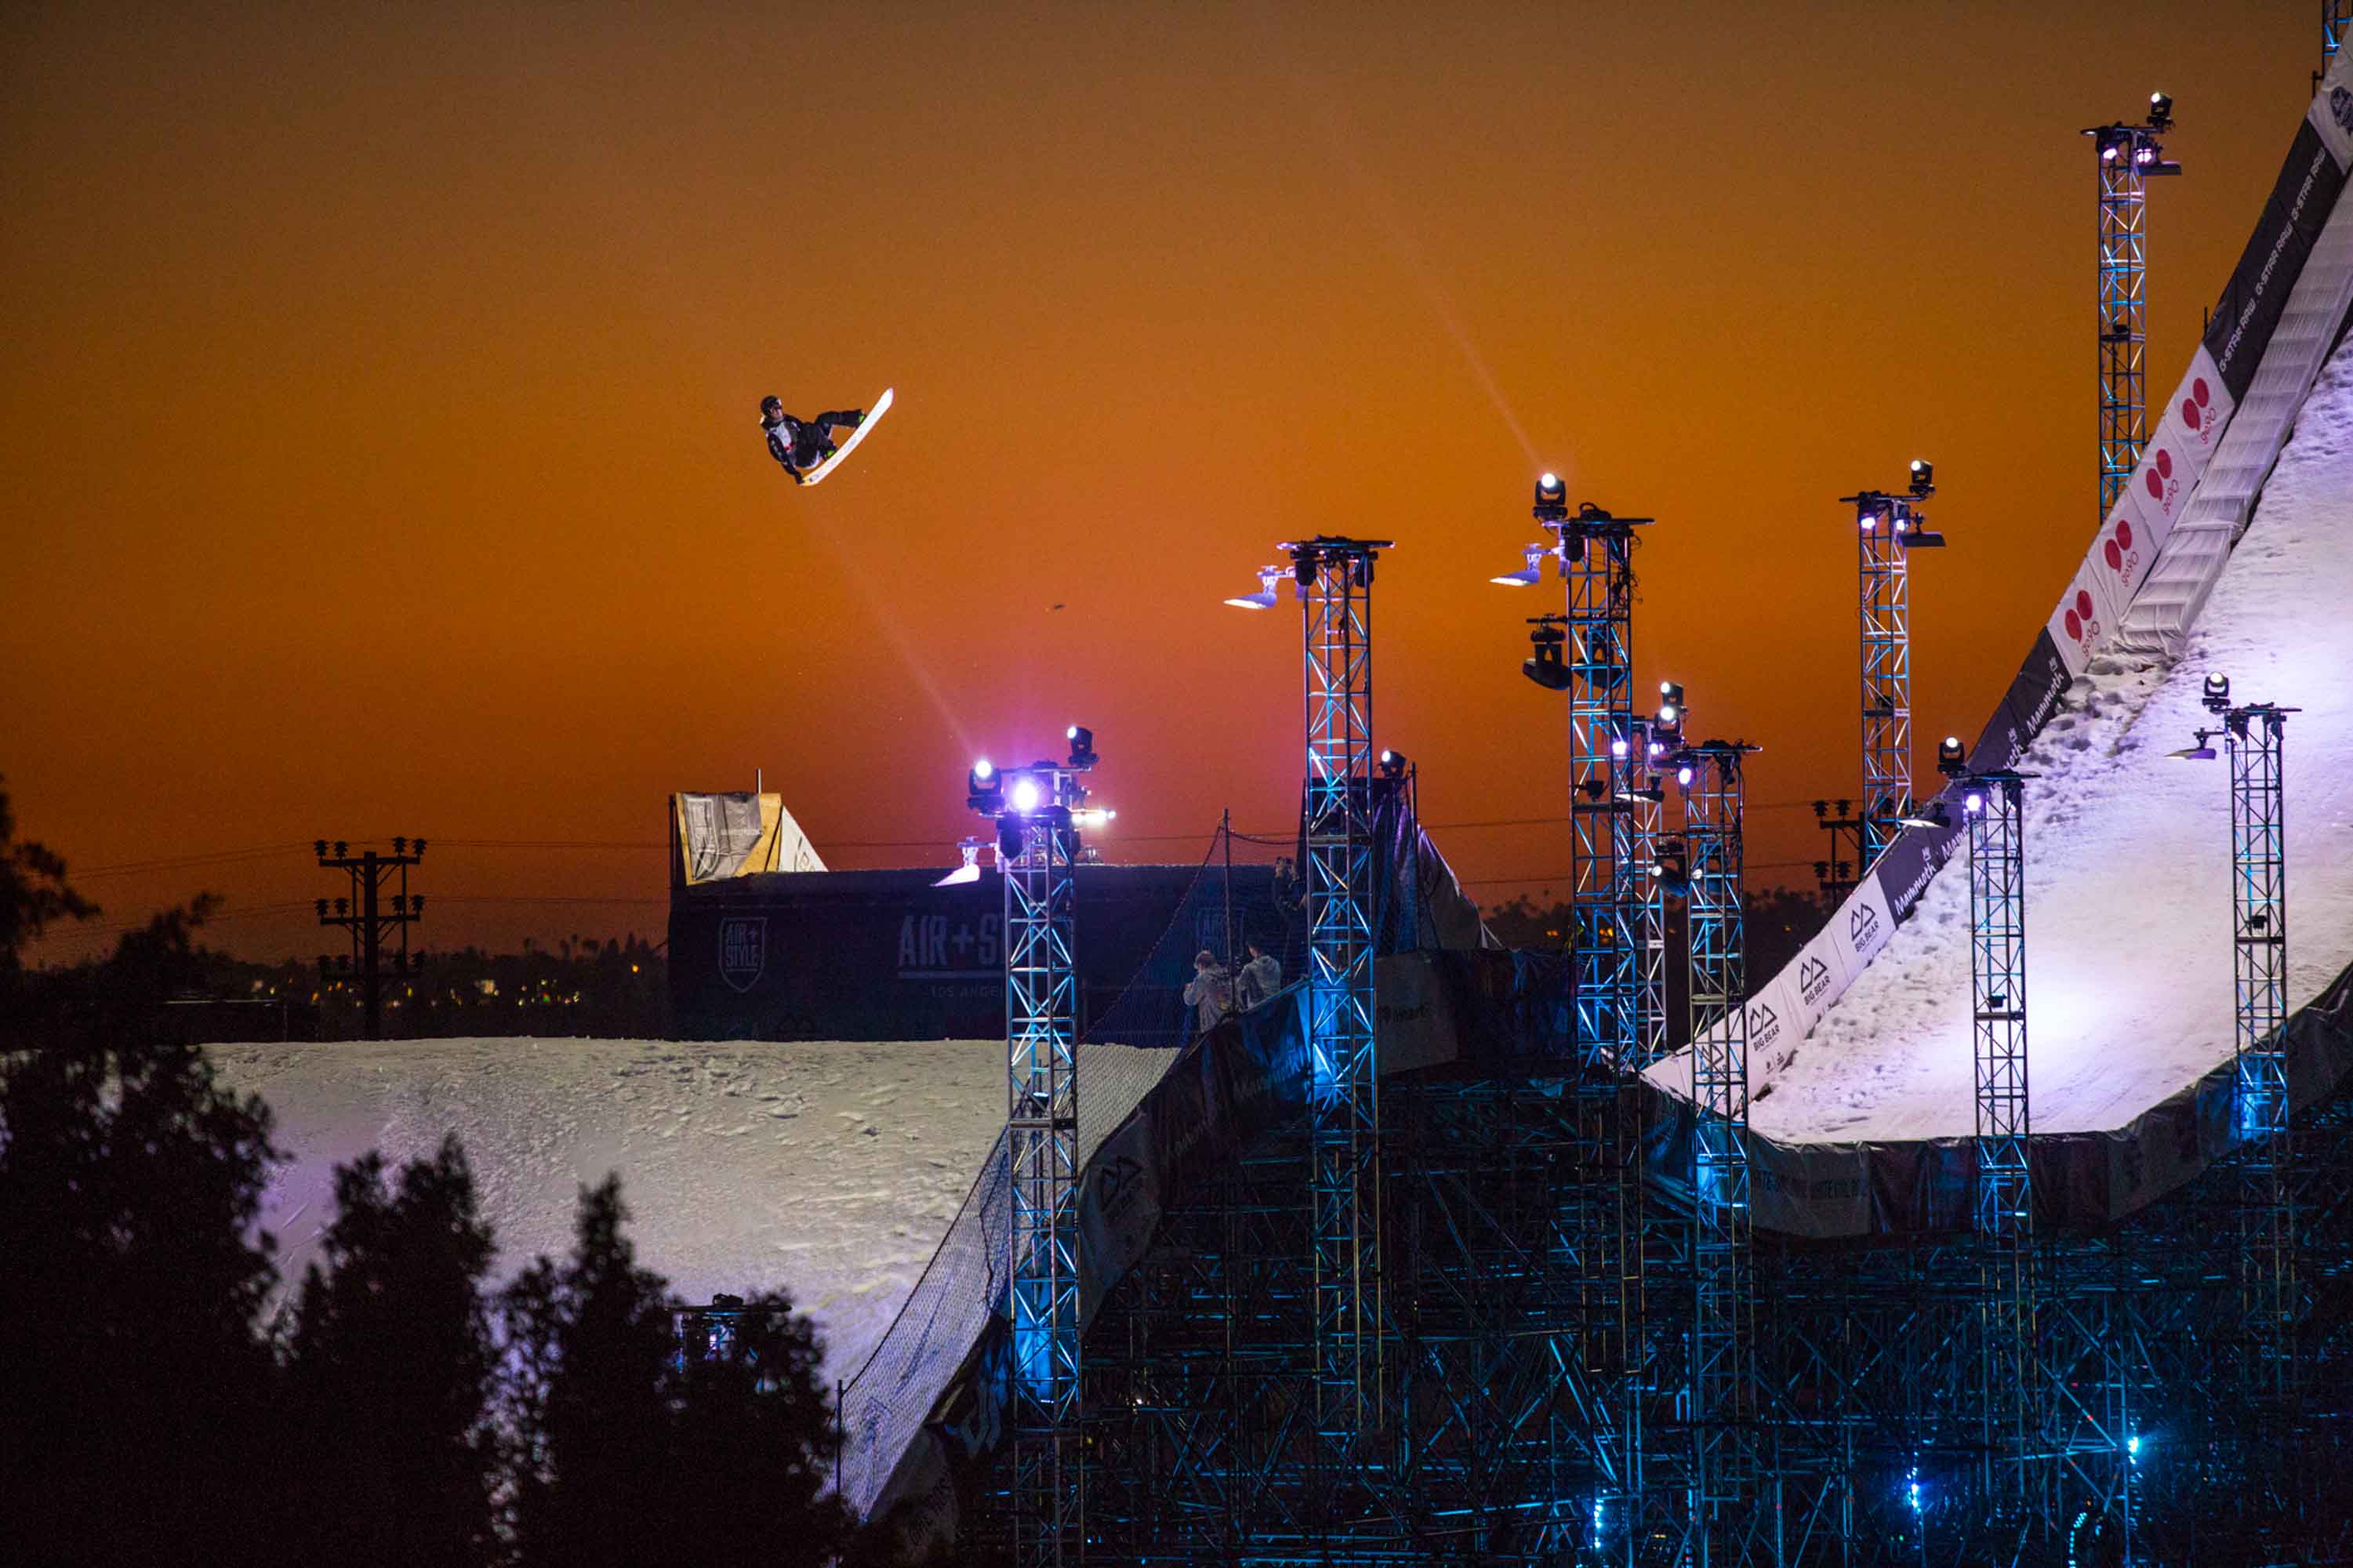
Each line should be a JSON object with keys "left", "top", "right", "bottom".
{"left": 760, "top": 395, "right": 866, "bottom": 485}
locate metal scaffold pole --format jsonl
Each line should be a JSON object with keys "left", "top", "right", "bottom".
{"left": 1665, "top": 729, "right": 1761, "bottom": 1565}
{"left": 2185, "top": 677, "right": 2300, "bottom": 1409}
{"left": 2085, "top": 99, "right": 2180, "bottom": 521}
{"left": 1293, "top": 535, "right": 1389, "bottom": 1450}
{"left": 1957, "top": 768, "right": 2035, "bottom": 1511}
{"left": 1494, "top": 478, "right": 1657, "bottom": 1559}
{"left": 1846, "top": 470, "right": 1944, "bottom": 872}
{"left": 967, "top": 735, "right": 1101, "bottom": 1568}
{"left": 2323, "top": 2, "right": 2348, "bottom": 84}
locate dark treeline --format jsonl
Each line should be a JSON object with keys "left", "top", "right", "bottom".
{"left": 0, "top": 1024, "right": 957, "bottom": 1567}
{"left": 2, "top": 780, "right": 965, "bottom": 1565}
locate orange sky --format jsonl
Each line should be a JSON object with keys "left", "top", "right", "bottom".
{"left": 2, "top": 2, "right": 2325, "bottom": 964}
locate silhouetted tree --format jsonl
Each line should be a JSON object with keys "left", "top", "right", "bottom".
{"left": 0, "top": 1031, "right": 281, "bottom": 1566}
{"left": 0, "top": 774, "right": 99, "bottom": 975}
{"left": 503, "top": 1177, "right": 859, "bottom": 1566}
{"left": 281, "top": 1137, "right": 499, "bottom": 1568}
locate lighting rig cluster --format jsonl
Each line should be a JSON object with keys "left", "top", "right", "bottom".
{"left": 1845, "top": 460, "right": 1946, "bottom": 873}
{"left": 966, "top": 724, "right": 1102, "bottom": 1568}
{"left": 2084, "top": 93, "right": 2183, "bottom": 520}
{"left": 314, "top": 836, "right": 426, "bottom": 1041}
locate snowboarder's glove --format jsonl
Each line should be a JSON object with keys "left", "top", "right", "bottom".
{"left": 789, "top": 468, "right": 806, "bottom": 485}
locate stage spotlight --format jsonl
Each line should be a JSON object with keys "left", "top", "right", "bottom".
{"left": 1523, "top": 620, "right": 1571, "bottom": 691}
{"left": 2148, "top": 92, "right": 2173, "bottom": 131}
{"left": 997, "top": 821, "right": 1026, "bottom": 862}
{"left": 1378, "top": 749, "right": 1409, "bottom": 780}
{"left": 1964, "top": 790, "right": 1984, "bottom": 816}
{"left": 1610, "top": 736, "right": 1629, "bottom": 759}
{"left": 413, "top": 838, "right": 427, "bottom": 856}
{"left": 314, "top": 898, "right": 328, "bottom": 917}
{"left": 1676, "top": 763, "right": 1696, "bottom": 788}
{"left": 1908, "top": 458, "right": 1934, "bottom": 497}
{"left": 1491, "top": 543, "right": 1552, "bottom": 587}
{"left": 1224, "top": 565, "right": 1286, "bottom": 611}
{"left": 1659, "top": 681, "right": 1683, "bottom": 706}
{"left": 1066, "top": 724, "right": 1098, "bottom": 769}
{"left": 393, "top": 835, "right": 408, "bottom": 855}
{"left": 314, "top": 839, "right": 328, "bottom": 858}
{"left": 1534, "top": 471, "right": 1569, "bottom": 521}
{"left": 335, "top": 897, "right": 348, "bottom": 915}
{"left": 409, "top": 895, "right": 424, "bottom": 913}
{"left": 968, "top": 760, "right": 1003, "bottom": 811}
{"left": 2202, "top": 673, "right": 2231, "bottom": 711}
{"left": 334, "top": 840, "right": 348, "bottom": 858}
{"left": 1937, "top": 735, "right": 1967, "bottom": 777}
{"left": 1010, "top": 775, "right": 1044, "bottom": 815}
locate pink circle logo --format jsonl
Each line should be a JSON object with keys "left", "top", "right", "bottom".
{"left": 2117, "top": 519, "right": 2133, "bottom": 550}
{"left": 2104, "top": 539, "right": 2122, "bottom": 572}
{"left": 2145, "top": 469, "right": 2164, "bottom": 499}
{"left": 2065, "top": 607, "right": 2083, "bottom": 639}
{"left": 2193, "top": 377, "right": 2211, "bottom": 407}
{"left": 2155, "top": 448, "right": 2173, "bottom": 479}
{"left": 2182, "top": 399, "right": 2202, "bottom": 430}
{"left": 2077, "top": 590, "right": 2093, "bottom": 619}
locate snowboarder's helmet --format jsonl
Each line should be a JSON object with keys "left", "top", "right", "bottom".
{"left": 759, "top": 395, "right": 784, "bottom": 423}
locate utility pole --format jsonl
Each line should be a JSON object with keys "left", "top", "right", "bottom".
{"left": 315, "top": 837, "right": 426, "bottom": 1040}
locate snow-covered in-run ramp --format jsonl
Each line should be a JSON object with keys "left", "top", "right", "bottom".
{"left": 1644, "top": 331, "right": 2353, "bottom": 1223}
{"left": 211, "top": 1037, "right": 1161, "bottom": 1385}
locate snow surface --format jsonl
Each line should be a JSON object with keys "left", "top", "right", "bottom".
{"left": 1647, "top": 336, "right": 2353, "bottom": 1142}
{"left": 210, "top": 1036, "right": 1162, "bottom": 1384}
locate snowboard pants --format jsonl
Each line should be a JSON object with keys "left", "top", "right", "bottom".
{"left": 783, "top": 410, "right": 862, "bottom": 468}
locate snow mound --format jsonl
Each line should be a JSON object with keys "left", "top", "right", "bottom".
{"left": 1649, "top": 332, "right": 2353, "bottom": 1142}
{"left": 213, "top": 1036, "right": 1012, "bottom": 1384}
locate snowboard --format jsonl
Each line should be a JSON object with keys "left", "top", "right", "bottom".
{"left": 799, "top": 387, "right": 893, "bottom": 488}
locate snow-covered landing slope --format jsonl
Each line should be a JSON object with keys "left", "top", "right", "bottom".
{"left": 1647, "top": 335, "right": 2353, "bottom": 1142}
{"left": 210, "top": 1036, "right": 1159, "bottom": 1385}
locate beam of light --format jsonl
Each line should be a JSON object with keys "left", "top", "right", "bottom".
{"left": 1290, "top": 74, "right": 1545, "bottom": 473}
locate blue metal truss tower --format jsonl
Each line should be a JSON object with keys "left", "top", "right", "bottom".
{"left": 1291, "top": 535, "right": 1390, "bottom": 1446}
{"left": 2325, "top": 2, "right": 2349, "bottom": 82}
{"left": 969, "top": 746, "right": 1096, "bottom": 1568}
{"left": 2190, "top": 686, "right": 2300, "bottom": 1399}
{"left": 1961, "top": 771, "right": 2035, "bottom": 1509}
{"left": 1845, "top": 478, "right": 1944, "bottom": 870}
{"left": 1495, "top": 483, "right": 1657, "bottom": 1555}
{"left": 2085, "top": 104, "right": 2180, "bottom": 521}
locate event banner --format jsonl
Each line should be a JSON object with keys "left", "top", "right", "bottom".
{"left": 2201, "top": 117, "right": 2348, "bottom": 401}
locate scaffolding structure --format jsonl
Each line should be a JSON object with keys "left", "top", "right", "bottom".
{"left": 1292, "top": 535, "right": 1390, "bottom": 1448}
{"left": 1844, "top": 480, "right": 1942, "bottom": 869}
{"left": 1963, "top": 772, "right": 2035, "bottom": 1510}
{"left": 2085, "top": 103, "right": 2180, "bottom": 521}
{"left": 2324, "top": 1, "right": 2349, "bottom": 83}
{"left": 2189, "top": 685, "right": 2302, "bottom": 1410}
{"left": 1677, "top": 737, "right": 1759, "bottom": 1563}
{"left": 969, "top": 749, "right": 1094, "bottom": 1568}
